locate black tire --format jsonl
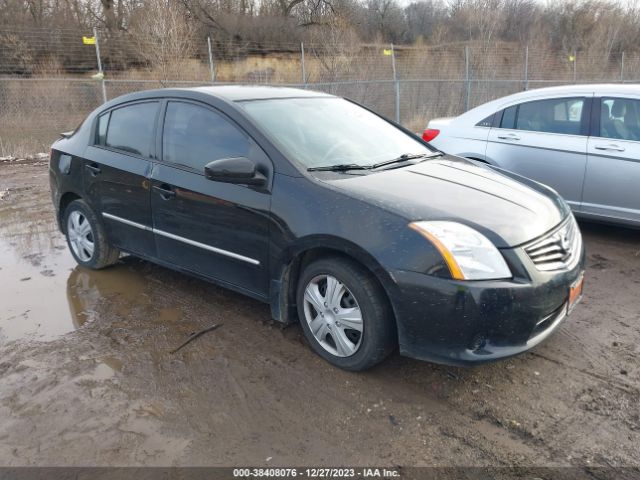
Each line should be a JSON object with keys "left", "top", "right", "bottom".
{"left": 63, "top": 199, "right": 120, "bottom": 270}
{"left": 296, "top": 256, "right": 396, "bottom": 371}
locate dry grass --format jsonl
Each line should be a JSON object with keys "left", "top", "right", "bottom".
{"left": 1, "top": 42, "right": 637, "bottom": 157}
{"left": 0, "top": 78, "right": 100, "bottom": 156}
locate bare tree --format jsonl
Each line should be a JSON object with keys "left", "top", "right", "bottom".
{"left": 308, "top": 14, "right": 361, "bottom": 81}
{"left": 129, "top": 0, "right": 197, "bottom": 80}
{"left": 364, "top": 0, "right": 405, "bottom": 42}
{"left": 404, "top": 0, "right": 447, "bottom": 43}
{"left": 6, "top": 0, "right": 640, "bottom": 75}
{"left": 99, "top": 0, "right": 126, "bottom": 31}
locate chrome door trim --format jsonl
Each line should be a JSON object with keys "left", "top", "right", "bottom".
{"left": 581, "top": 202, "right": 640, "bottom": 216}
{"left": 565, "top": 200, "right": 580, "bottom": 211}
{"left": 101, "top": 212, "right": 260, "bottom": 266}
{"left": 102, "top": 212, "right": 152, "bottom": 231}
{"left": 153, "top": 228, "right": 260, "bottom": 265}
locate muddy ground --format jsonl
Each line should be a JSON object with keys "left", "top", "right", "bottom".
{"left": 0, "top": 161, "right": 638, "bottom": 467}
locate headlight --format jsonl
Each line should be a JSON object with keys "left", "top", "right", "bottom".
{"left": 409, "top": 221, "right": 511, "bottom": 280}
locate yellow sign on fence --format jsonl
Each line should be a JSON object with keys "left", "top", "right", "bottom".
{"left": 383, "top": 49, "right": 393, "bottom": 56}
{"left": 82, "top": 36, "right": 96, "bottom": 45}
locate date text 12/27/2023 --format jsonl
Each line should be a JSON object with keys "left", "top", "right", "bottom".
{"left": 232, "top": 468, "right": 401, "bottom": 478}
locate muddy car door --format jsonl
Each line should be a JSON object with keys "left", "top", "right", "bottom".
{"left": 150, "top": 100, "right": 271, "bottom": 298}
{"left": 84, "top": 101, "right": 159, "bottom": 256}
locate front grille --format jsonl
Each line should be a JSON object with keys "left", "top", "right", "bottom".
{"left": 525, "top": 216, "right": 581, "bottom": 272}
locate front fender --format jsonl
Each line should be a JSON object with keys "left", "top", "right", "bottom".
{"left": 269, "top": 234, "right": 398, "bottom": 325}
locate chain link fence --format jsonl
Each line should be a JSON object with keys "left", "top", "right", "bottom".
{"left": 2, "top": 27, "right": 640, "bottom": 156}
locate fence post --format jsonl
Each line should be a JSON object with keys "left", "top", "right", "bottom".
{"left": 300, "top": 42, "right": 307, "bottom": 87}
{"left": 207, "top": 36, "right": 216, "bottom": 83}
{"left": 390, "top": 43, "right": 400, "bottom": 123}
{"left": 573, "top": 50, "right": 577, "bottom": 83}
{"left": 620, "top": 51, "right": 625, "bottom": 83}
{"left": 93, "top": 28, "right": 107, "bottom": 103}
{"left": 464, "top": 45, "right": 471, "bottom": 111}
{"left": 523, "top": 45, "right": 529, "bottom": 91}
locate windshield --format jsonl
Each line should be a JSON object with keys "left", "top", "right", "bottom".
{"left": 240, "top": 97, "right": 433, "bottom": 169}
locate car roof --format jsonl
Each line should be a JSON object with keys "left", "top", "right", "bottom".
{"left": 456, "top": 83, "right": 640, "bottom": 123}
{"left": 189, "top": 85, "right": 334, "bottom": 101}
{"left": 508, "top": 83, "right": 639, "bottom": 97}
{"left": 482, "top": 83, "right": 640, "bottom": 108}
{"left": 94, "top": 85, "right": 336, "bottom": 120}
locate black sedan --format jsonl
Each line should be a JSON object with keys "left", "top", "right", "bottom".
{"left": 49, "top": 86, "right": 585, "bottom": 371}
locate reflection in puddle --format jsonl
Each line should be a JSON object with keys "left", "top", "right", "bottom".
{"left": 0, "top": 235, "right": 153, "bottom": 342}
{"left": 0, "top": 181, "right": 154, "bottom": 341}
{"left": 0, "top": 235, "right": 78, "bottom": 341}
{"left": 66, "top": 260, "right": 150, "bottom": 328}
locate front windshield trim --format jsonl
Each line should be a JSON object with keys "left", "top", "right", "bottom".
{"left": 238, "top": 96, "right": 437, "bottom": 175}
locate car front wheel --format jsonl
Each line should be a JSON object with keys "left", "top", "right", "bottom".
{"left": 296, "top": 257, "right": 396, "bottom": 371}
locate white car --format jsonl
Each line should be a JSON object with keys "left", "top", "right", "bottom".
{"left": 424, "top": 84, "right": 640, "bottom": 228}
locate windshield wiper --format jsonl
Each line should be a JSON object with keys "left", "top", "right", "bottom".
{"left": 307, "top": 163, "right": 372, "bottom": 172}
{"left": 371, "top": 152, "right": 441, "bottom": 169}
{"left": 307, "top": 152, "right": 442, "bottom": 172}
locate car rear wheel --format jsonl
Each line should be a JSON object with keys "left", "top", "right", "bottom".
{"left": 63, "top": 199, "right": 120, "bottom": 269}
{"left": 296, "top": 257, "right": 396, "bottom": 371}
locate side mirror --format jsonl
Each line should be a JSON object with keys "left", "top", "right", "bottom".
{"left": 204, "top": 157, "right": 267, "bottom": 186}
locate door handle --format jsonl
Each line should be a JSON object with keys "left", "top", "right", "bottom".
{"left": 594, "top": 144, "right": 625, "bottom": 152}
{"left": 153, "top": 184, "right": 176, "bottom": 199}
{"left": 85, "top": 163, "right": 101, "bottom": 176}
{"left": 497, "top": 133, "right": 521, "bottom": 141}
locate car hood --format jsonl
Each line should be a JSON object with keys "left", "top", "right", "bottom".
{"left": 323, "top": 155, "right": 569, "bottom": 248}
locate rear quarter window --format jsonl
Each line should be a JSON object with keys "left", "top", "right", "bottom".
{"left": 476, "top": 113, "right": 495, "bottom": 127}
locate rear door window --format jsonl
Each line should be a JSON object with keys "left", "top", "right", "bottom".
{"left": 514, "top": 98, "right": 585, "bottom": 135}
{"left": 599, "top": 97, "right": 640, "bottom": 141}
{"left": 104, "top": 102, "right": 159, "bottom": 158}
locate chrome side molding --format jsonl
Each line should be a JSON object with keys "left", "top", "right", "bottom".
{"left": 102, "top": 212, "right": 260, "bottom": 266}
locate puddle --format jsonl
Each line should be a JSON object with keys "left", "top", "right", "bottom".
{"left": 66, "top": 260, "right": 150, "bottom": 326}
{"left": 0, "top": 225, "right": 79, "bottom": 342}
{"left": 0, "top": 237, "right": 154, "bottom": 342}
{"left": 100, "top": 355, "right": 124, "bottom": 372}
{"left": 158, "top": 307, "right": 183, "bottom": 324}
{"left": 0, "top": 179, "right": 153, "bottom": 342}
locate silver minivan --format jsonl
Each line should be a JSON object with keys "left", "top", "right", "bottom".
{"left": 425, "top": 84, "right": 640, "bottom": 228}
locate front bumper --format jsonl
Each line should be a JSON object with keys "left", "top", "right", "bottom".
{"left": 388, "top": 244, "right": 586, "bottom": 366}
